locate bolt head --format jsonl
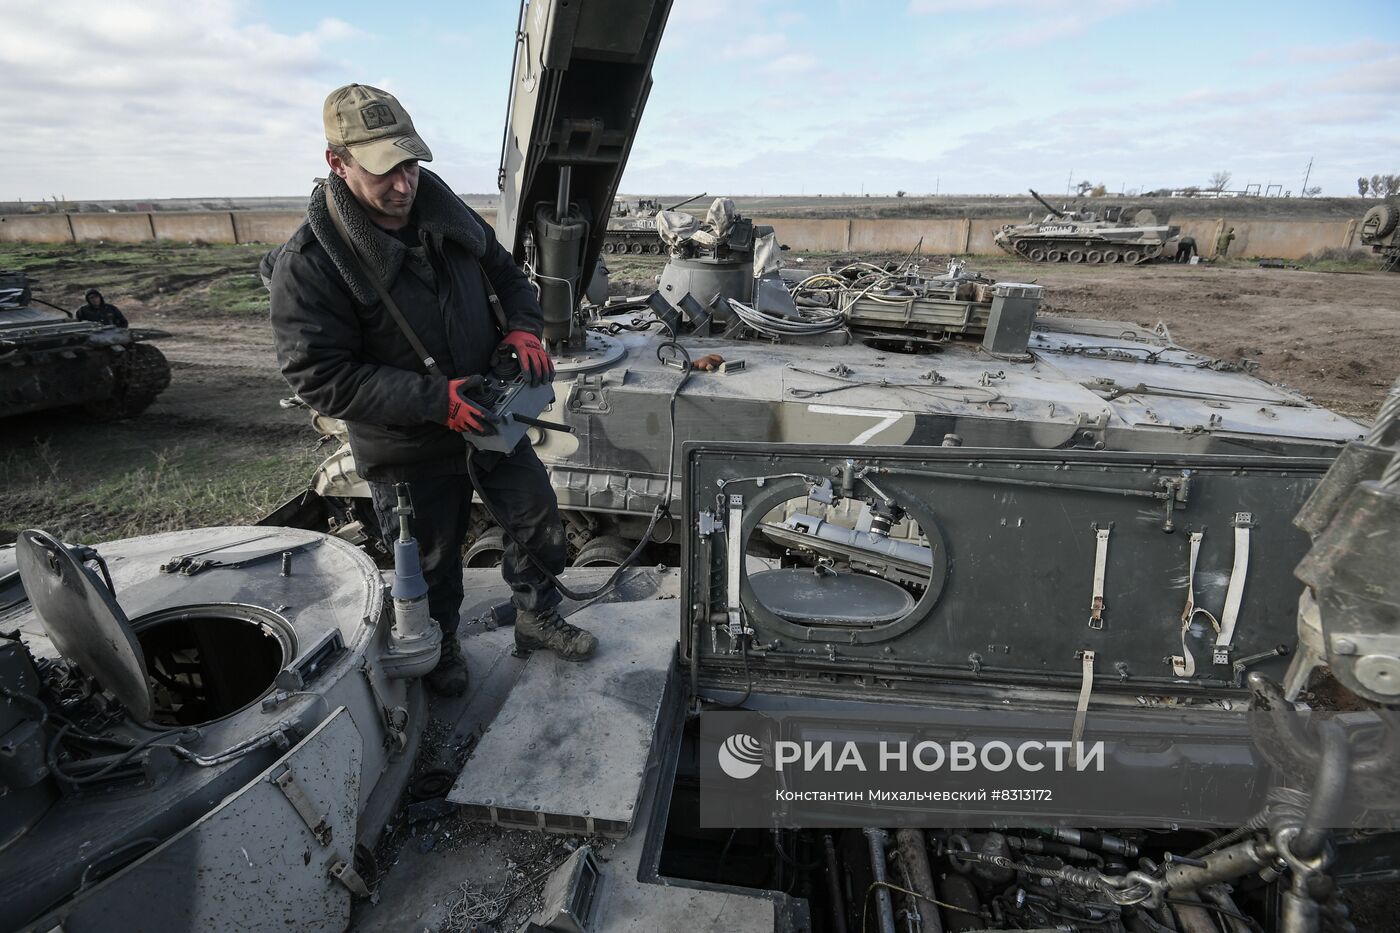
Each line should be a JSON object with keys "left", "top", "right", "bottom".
{"left": 1334, "top": 638, "right": 1358, "bottom": 656}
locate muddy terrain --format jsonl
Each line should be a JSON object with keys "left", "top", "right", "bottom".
{"left": 3, "top": 242, "right": 1396, "bottom": 544}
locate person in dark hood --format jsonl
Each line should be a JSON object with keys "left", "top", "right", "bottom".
{"left": 265, "top": 84, "right": 597, "bottom": 697}
{"left": 75, "top": 289, "right": 128, "bottom": 327}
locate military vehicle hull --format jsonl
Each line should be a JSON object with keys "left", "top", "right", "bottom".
{"left": 994, "top": 220, "right": 1183, "bottom": 264}
{"left": 604, "top": 214, "right": 665, "bottom": 255}
{"left": 1, "top": 274, "right": 171, "bottom": 420}
{"left": 994, "top": 191, "right": 1184, "bottom": 264}
{"left": 277, "top": 305, "right": 1365, "bottom": 566}
{"left": 0, "top": 526, "right": 429, "bottom": 931}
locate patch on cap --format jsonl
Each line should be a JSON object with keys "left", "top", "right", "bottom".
{"left": 360, "top": 103, "right": 399, "bottom": 131}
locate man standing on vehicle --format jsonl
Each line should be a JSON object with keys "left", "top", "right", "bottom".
{"left": 266, "top": 85, "right": 597, "bottom": 697}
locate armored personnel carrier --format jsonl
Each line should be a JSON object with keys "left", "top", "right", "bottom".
{"left": 603, "top": 197, "right": 663, "bottom": 254}
{"left": 603, "top": 194, "right": 707, "bottom": 255}
{"left": 0, "top": 271, "right": 171, "bottom": 419}
{"left": 1359, "top": 202, "right": 1399, "bottom": 271}
{"left": 994, "top": 190, "right": 1184, "bottom": 264}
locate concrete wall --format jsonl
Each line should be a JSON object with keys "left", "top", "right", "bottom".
{"left": 152, "top": 212, "right": 236, "bottom": 244}
{"left": 232, "top": 211, "right": 302, "bottom": 244}
{"left": 70, "top": 213, "right": 154, "bottom": 243}
{"left": 0, "top": 213, "right": 73, "bottom": 243}
{"left": 0, "top": 210, "right": 1374, "bottom": 259}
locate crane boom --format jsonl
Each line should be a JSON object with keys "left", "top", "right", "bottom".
{"left": 496, "top": 0, "right": 673, "bottom": 350}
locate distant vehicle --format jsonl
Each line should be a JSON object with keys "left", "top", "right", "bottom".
{"left": 0, "top": 271, "right": 170, "bottom": 419}
{"left": 1359, "top": 202, "right": 1399, "bottom": 271}
{"left": 995, "top": 189, "right": 1185, "bottom": 264}
{"left": 603, "top": 193, "right": 705, "bottom": 254}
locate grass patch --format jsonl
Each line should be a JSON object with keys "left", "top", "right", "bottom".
{"left": 203, "top": 272, "right": 271, "bottom": 315}
{"left": 0, "top": 241, "right": 272, "bottom": 315}
{"left": 1, "top": 439, "right": 322, "bottom": 544}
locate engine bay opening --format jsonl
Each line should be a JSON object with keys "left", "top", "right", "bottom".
{"left": 657, "top": 718, "right": 1280, "bottom": 933}
{"left": 132, "top": 605, "right": 290, "bottom": 726}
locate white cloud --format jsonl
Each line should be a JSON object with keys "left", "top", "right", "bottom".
{"left": 0, "top": 0, "right": 357, "bottom": 199}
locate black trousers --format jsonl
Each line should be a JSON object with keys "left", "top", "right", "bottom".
{"left": 369, "top": 441, "right": 566, "bottom": 636}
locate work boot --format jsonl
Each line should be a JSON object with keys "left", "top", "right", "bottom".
{"left": 514, "top": 608, "right": 598, "bottom": 661}
{"left": 425, "top": 634, "right": 468, "bottom": 697}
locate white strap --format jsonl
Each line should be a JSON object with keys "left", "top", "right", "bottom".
{"left": 1171, "top": 531, "right": 1221, "bottom": 677}
{"left": 1072, "top": 650, "right": 1095, "bottom": 767}
{"left": 1088, "top": 527, "right": 1110, "bottom": 629}
{"left": 725, "top": 495, "right": 745, "bottom": 639}
{"left": 1213, "top": 516, "right": 1251, "bottom": 663}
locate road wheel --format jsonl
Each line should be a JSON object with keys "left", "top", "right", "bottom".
{"left": 573, "top": 535, "right": 636, "bottom": 567}
{"left": 464, "top": 528, "right": 506, "bottom": 568}
{"left": 603, "top": 241, "right": 616, "bottom": 254}
{"left": 649, "top": 242, "right": 664, "bottom": 255}
{"left": 1027, "top": 248, "right": 1046, "bottom": 262}
{"left": 82, "top": 343, "right": 171, "bottom": 420}
{"left": 1046, "top": 249, "right": 1063, "bottom": 263}
{"left": 1068, "top": 249, "right": 1085, "bottom": 263}
{"left": 628, "top": 241, "right": 644, "bottom": 254}
{"left": 1086, "top": 250, "right": 1103, "bottom": 263}
{"left": 1124, "top": 250, "right": 1142, "bottom": 264}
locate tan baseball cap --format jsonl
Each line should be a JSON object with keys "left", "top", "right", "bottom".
{"left": 323, "top": 84, "right": 433, "bottom": 175}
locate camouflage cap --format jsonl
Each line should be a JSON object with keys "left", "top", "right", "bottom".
{"left": 323, "top": 84, "right": 433, "bottom": 175}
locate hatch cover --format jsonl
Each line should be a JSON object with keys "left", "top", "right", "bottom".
{"left": 14, "top": 529, "right": 152, "bottom": 721}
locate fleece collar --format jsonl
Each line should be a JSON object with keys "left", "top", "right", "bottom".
{"left": 305, "top": 167, "right": 486, "bottom": 304}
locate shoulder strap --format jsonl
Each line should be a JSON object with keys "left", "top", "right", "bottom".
{"left": 324, "top": 186, "right": 443, "bottom": 377}
{"left": 473, "top": 255, "right": 510, "bottom": 333}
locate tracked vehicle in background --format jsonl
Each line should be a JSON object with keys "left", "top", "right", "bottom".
{"left": 603, "top": 197, "right": 664, "bottom": 254}
{"left": 603, "top": 193, "right": 707, "bottom": 255}
{"left": 994, "top": 189, "right": 1184, "bottom": 264}
{"left": 0, "top": 271, "right": 171, "bottom": 420}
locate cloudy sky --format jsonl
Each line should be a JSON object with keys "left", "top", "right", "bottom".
{"left": 2, "top": 0, "right": 1396, "bottom": 200}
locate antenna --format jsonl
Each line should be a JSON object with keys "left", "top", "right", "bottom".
{"left": 1301, "top": 157, "right": 1314, "bottom": 197}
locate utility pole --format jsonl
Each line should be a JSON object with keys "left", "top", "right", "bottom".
{"left": 1301, "top": 157, "right": 1313, "bottom": 197}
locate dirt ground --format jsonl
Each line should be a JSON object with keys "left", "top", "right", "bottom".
{"left": 3, "top": 242, "right": 1397, "bottom": 544}
{"left": 1, "top": 242, "right": 321, "bottom": 544}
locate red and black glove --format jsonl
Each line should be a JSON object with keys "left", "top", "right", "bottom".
{"left": 499, "top": 330, "right": 554, "bottom": 386}
{"left": 444, "top": 377, "right": 496, "bottom": 435}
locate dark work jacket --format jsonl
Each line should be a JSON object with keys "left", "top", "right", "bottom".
{"left": 76, "top": 302, "right": 128, "bottom": 327}
{"left": 266, "top": 169, "right": 544, "bottom": 482}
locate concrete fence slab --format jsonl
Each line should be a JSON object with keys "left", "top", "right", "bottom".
{"left": 0, "top": 214, "right": 73, "bottom": 244}
{"left": 232, "top": 211, "right": 304, "bottom": 244}
{"left": 152, "top": 212, "right": 237, "bottom": 244}
{"left": 70, "top": 213, "right": 154, "bottom": 243}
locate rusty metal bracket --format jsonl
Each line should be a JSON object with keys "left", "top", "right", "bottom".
{"left": 272, "top": 765, "right": 332, "bottom": 846}
{"left": 328, "top": 854, "right": 371, "bottom": 897}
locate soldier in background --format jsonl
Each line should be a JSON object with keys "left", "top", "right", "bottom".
{"left": 1216, "top": 227, "right": 1236, "bottom": 259}
{"left": 75, "top": 289, "right": 128, "bottom": 327}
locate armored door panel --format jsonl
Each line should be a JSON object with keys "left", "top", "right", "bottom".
{"left": 683, "top": 444, "right": 1329, "bottom": 693}
{"left": 47, "top": 708, "right": 364, "bottom": 933}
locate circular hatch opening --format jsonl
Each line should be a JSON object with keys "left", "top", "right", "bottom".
{"left": 132, "top": 605, "right": 293, "bottom": 726}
